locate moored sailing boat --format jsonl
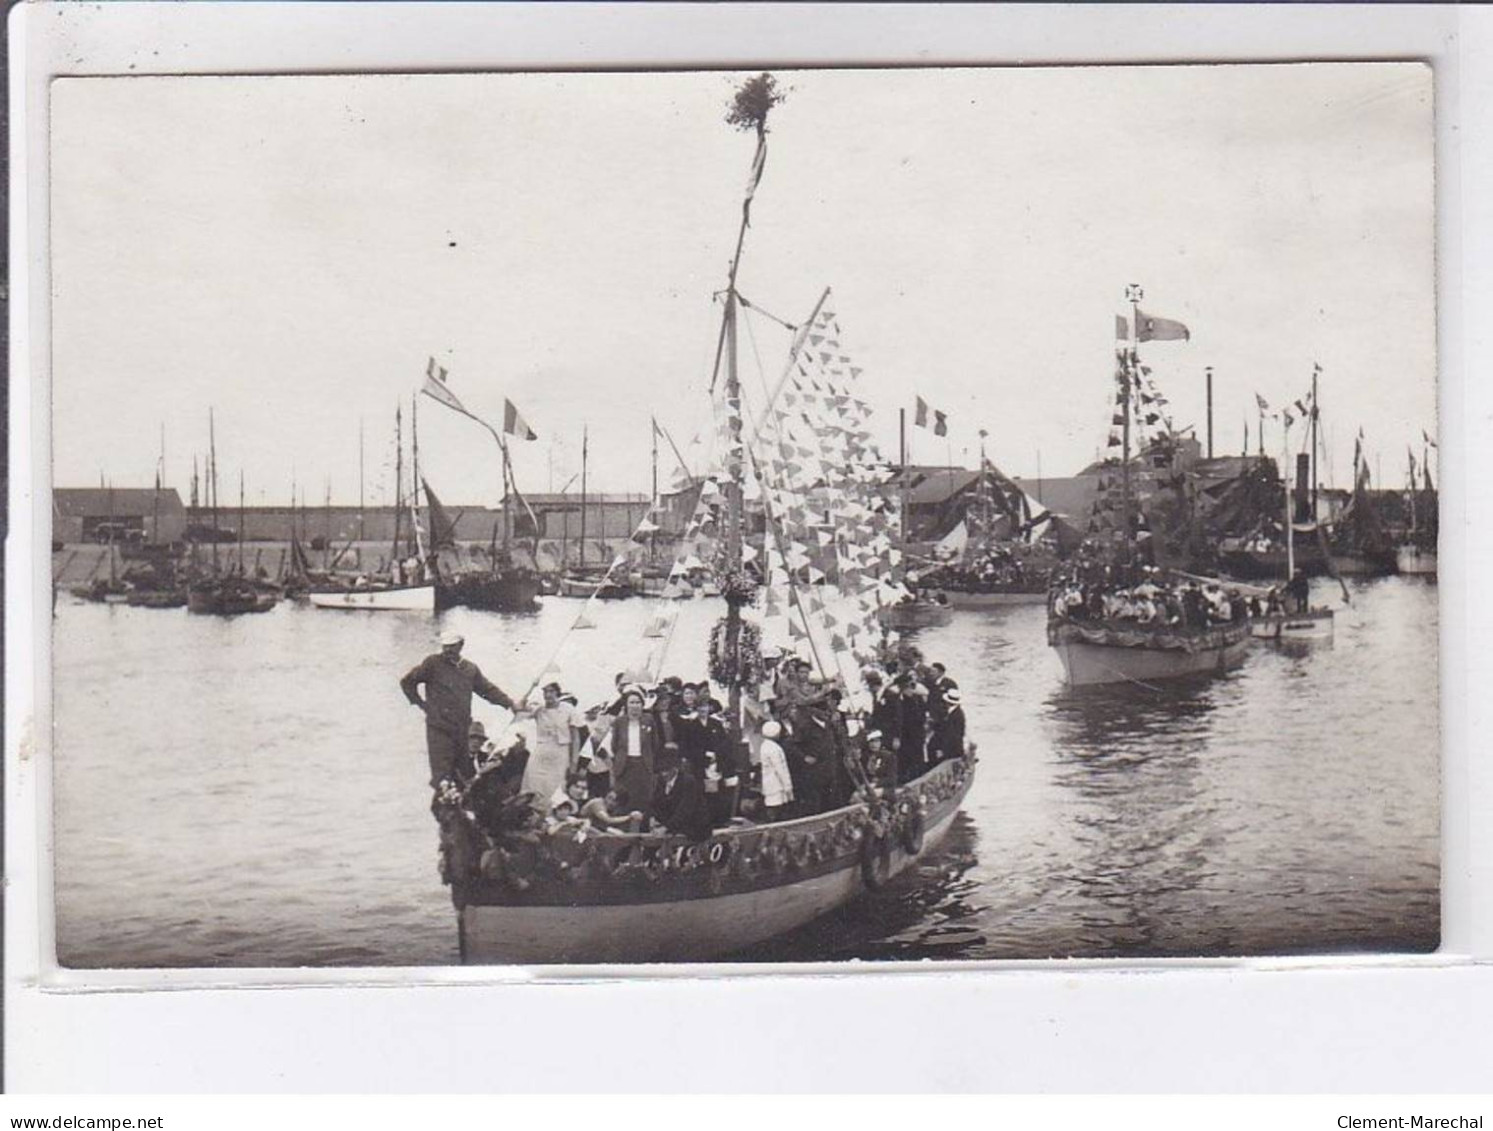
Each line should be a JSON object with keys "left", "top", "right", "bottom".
{"left": 187, "top": 414, "right": 279, "bottom": 616}
{"left": 878, "top": 408, "right": 953, "bottom": 631}
{"left": 307, "top": 404, "right": 435, "bottom": 611}
{"left": 418, "top": 366, "right": 543, "bottom": 612}
{"left": 1250, "top": 367, "right": 1335, "bottom": 644}
{"left": 1047, "top": 288, "right": 1252, "bottom": 689}
{"left": 1395, "top": 436, "right": 1437, "bottom": 577}
{"left": 428, "top": 75, "right": 976, "bottom": 963}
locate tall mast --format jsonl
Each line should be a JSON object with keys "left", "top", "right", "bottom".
{"left": 359, "top": 416, "right": 366, "bottom": 544}
{"left": 237, "top": 469, "right": 246, "bottom": 576}
{"left": 579, "top": 425, "right": 589, "bottom": 569}
{"left": 1283, "top": 426, "right": 1295, "bottom": 581}
{"left": 651, "top": 417, "right": 660, "bottom": 563}
{"left": 410, "top": 393, "right": 427, "bottom": 564}
{"left": 501, "top": 442, "right": 512, "bottom": 553}
{"left": 392, "top": 405, "right": 404, "bottom": 568}
{"left": 209, "top": 408, "right": 220, "bottom": 574}
{"left": 324, "top": 478, "right": 333, "bottom": 571}
{"left": 899, "top": 408, "right": 909, "bottom": 558}
{"left": 1122, "top": 284, "right": 1142, "bottom": 563}
{"left": 718, "top": 74, "right": 782, "bottom": 749}
{"left": 107, "top": 479, "right": 117, "bottom": 585}
{"left": 1311, "top": 364, "right": 1320, "bottom": 522}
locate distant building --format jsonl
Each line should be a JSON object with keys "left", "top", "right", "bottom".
{"left": 53, "top": 487, "right": 186, "bottom": 544}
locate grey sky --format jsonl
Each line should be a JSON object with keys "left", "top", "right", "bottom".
{"left": 51, "top": 64, "right": 1435, "bottom": 506}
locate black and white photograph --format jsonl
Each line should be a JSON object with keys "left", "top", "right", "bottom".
{"left": 45, "top": 62, "right": 1439, "bottom": 969}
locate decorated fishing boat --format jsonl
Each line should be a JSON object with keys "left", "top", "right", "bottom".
{"left": 1047, "top": 287, "right": 1254, "bottom": 689}
{"left": 1250, "top": 373, "right": 1336, "bottom": 644}
{"left": 1328, "top": 427, "right": 1397, "bottom": 577}
{"left": 426, "top": 75, "right": 976, "bottom": 963}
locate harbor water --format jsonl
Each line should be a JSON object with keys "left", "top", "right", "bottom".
{"left": 52, "top": 576, "right": 1439, "bottom": 967}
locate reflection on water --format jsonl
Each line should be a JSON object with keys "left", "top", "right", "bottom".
{"left": 52, "top": 576, "right": 1438, "bottom": 966}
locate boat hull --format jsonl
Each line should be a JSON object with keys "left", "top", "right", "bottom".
{"left": 1048, "top": 619, "right": 1252, "bottom": 688}
{"left": 435, "top": 574, "right": 542, "bottom": 613}
{"left": 1250, "top": 608, "right": 1334, "bottom": 642}
{"left": 307, "top": 585, "right": 435, "bottom": 611}
{"left": 1329, "top": 552, "right": 1397, "bottom": 578}
{"left": 187, "top": 586, "right": 279, "bottom": 615}
{"left": 125, "top": 590, "right": 187, "bottom": 609}
{"left": 1395, "top": 545, "right": 1437, "bottom": 576}
{"left": 558, "top": 576, "right": 636, "bottom": 599}
{"left": 454, "top": 757, "right": 975, "bottom": 965}
{"left": 878, "top": 602, "right": 954, "bottom": 630}
{"left": 943, "top": 589, "right": 1047, "bottom": 608}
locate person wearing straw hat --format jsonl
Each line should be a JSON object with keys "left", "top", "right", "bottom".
{"left": 930, "top": 687, "right": 966, "bottom": 766}
{"left": 400, "top": 630, "right": 515, "bottom": 789}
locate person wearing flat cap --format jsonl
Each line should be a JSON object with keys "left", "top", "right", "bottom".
{"left": 401, "top": 630, "right": 515, "bottom": 789}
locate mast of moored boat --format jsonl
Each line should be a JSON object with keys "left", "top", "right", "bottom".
{"left": 237, "top": 469, "right": 246, "bottom": 577}
{"left": 578, "top": 424, "right": 589, "bottom": 570}
{"left": 650, "top": 416, "right": 659, "bottom": 564}
{"left": 410, "top": 394, "right": 428, "bottom": 568}
{"left": 392, "top": 406, "right": 404, "bottom": 577}
{"left": 1122, "top": 285, "right": 1141, "bottom": 563}
{"left": 209, "top": 408, "right": 221, "bottom": 576}
{"left": 1311, "top": 363, "right": 1321, "bottom": 522}
{"left": 1284, "top": 429, "right": 1295, "bottom": 583}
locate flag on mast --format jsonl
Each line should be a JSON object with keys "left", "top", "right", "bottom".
{"left": 504, "top": 399, "right": 538, "bottom": 441}
{"left": 914, "top": 395, "right": 930, "bottom": 429}
{"left": 422, "top": 357, "right": 471, "bottom": 415}
{"left": 933, "top": 409, "right": 948, "bottom": 437}
{"left": 1136, "top": 310, "right": 1191, "bottom": 342}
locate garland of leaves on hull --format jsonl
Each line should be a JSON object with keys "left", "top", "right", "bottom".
{"left": 435, "top": 755, "right": 975, "bottom": 906}
{"left": 1046, "top": 618, "right": 1251, "bottom": 654}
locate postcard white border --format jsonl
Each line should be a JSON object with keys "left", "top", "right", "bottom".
{"left": 7, "top": 1, "right": 1492, "bottom": 1091}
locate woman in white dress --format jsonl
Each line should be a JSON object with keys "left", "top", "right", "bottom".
{"left": 523, "top": 681, "right": 581, "bottom": 809}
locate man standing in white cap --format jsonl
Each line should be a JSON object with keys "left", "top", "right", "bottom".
{"left": 400, "top": 630, "right": 515, "bottom": 789}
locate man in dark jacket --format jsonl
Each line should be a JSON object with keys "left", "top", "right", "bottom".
{"left": 400, "top": 631, "right": 515, "bottom": 788}
{"left": 930, "top": 688, "right": 967, "bottom": 765}
{"left": 791, "top": 702, "right": 840, "bottom": 815}
{"left": 652, "top": 750, "right": 712, "bottom": 841}
{"left": 897, "top": 672, "right": 929, "bottom": 783}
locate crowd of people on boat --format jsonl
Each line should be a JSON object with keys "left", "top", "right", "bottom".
{"left": 400, "top": 631, "right": 971, "bottom": 845}
{"left": 923, "top": 545, "right": 1050, "bottom": 593}
{"left": 1047, "top": 561, "right": 1250, "bottom": 629}
{"left": 1047, "top": 553, "right": 1319, "bottom": 628}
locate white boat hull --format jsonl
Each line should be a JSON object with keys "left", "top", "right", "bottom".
{"left": 1250, "top": 608, "right": 1335, "bottom": 642}
{"left": 459, "top": 805, "right": 960, "bottom": 965}
{"left": 1395, "top": 545, "right": 1437, "bottom": 576}
{"left": 1051, "top": 631, "right": 1252, "bottom": 688}
{"left": 307, "top": 585, "right": 435, "bottom": 611}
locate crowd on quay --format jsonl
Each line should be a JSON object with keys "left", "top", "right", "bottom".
{"left": 400, "top": 631, "right": 970, "bottom": 847}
